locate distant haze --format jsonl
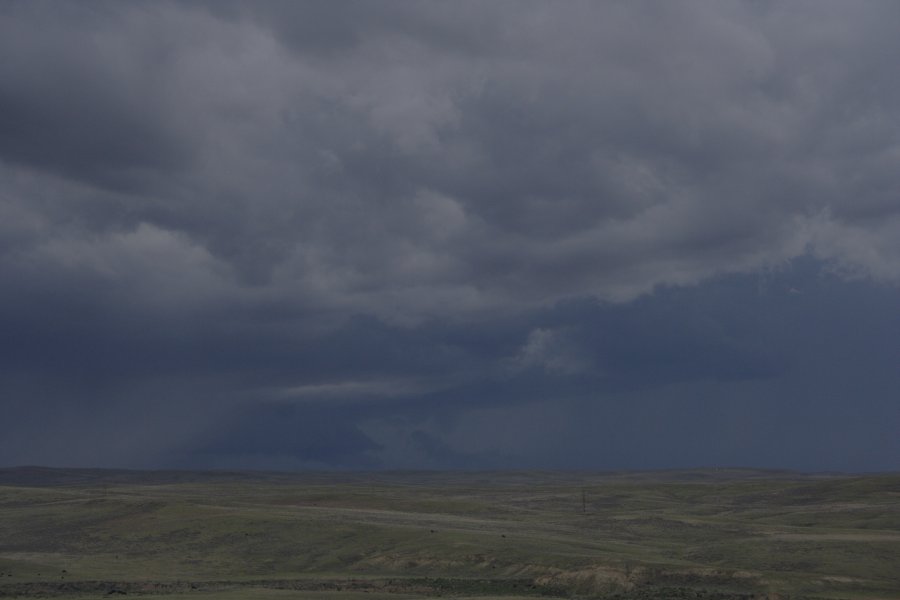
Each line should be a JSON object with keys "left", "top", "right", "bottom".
{"left": 1, "top": 1, "right": 898, "bottom": 471}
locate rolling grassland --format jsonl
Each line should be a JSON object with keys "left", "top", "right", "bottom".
{"left": 0, "top": 468, "right": 898, "bottom": 600}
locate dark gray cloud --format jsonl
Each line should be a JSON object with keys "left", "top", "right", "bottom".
{"left": 1, "top": 1, "right": 898, "bottom": 470}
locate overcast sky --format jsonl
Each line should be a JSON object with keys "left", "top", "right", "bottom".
{"left": 1, "top": 1, "right": 898, "bottom": 472}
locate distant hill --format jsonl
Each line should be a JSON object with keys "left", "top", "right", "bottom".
{"left": 0, "top": 465, "right": 831, "bottom": 487}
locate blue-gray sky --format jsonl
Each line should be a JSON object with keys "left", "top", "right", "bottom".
{"left": 1, "top": 1, "right": 898, "bottom": 471}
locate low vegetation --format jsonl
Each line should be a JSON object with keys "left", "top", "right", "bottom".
{"left": 0, "top": 468, "right": 898, "bottom": 599}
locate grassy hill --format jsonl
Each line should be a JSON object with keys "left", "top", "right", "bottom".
{"left": 0, "top": 468, "right": 898, "bottom": 599}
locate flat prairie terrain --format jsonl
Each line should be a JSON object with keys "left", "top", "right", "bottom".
{"left": 0, "top": 468, "right": 898, "bottom": 600}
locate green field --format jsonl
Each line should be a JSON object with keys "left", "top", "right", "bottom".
{"left": 0, "top": 468, "right": 898, "bottom": 600}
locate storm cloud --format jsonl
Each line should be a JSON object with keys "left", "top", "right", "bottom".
{"left": 1, "top": 1, "right": 898, "bottom": 470}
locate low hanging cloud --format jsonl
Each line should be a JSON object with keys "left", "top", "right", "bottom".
{"left": 508, "top": 328, "right": 589, "bottom": 376}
